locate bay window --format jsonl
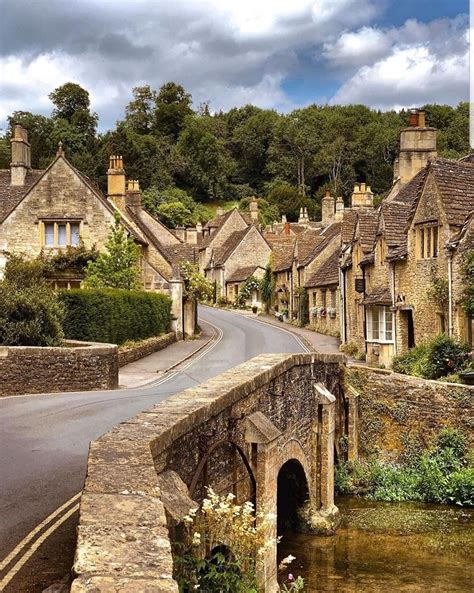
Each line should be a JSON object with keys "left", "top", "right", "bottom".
{"left": 366, "top": 306, "right": 393, "bottom": 343}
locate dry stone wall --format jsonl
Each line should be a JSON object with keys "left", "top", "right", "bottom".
{"left": 346, "top": 364, "right": 474, "bottom": 461}
{"left": 118, "top": 332, "right": 176, "bottom": 367}
{"left": 0, "top": 341, "right": 118, "bottom": 396}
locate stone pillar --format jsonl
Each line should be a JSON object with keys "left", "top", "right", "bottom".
{"left": 345, "top": 384, "right": 359, "bottom": 462}
{"left": 183, "top": 298, "right": 197, "bottom": 337}
{"left": 170, "top": 280, "right": 184, "bottom": 338}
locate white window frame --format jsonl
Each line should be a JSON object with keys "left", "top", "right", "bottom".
{"left": 366, "top": 306, "right": 394, "bottom": 343}
{"left": 41, "top": 220, "right": 82, "bottom": 249}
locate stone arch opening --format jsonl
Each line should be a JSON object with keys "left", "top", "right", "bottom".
{"left": 277, "top": 459, "right": 310, "bottom": 534}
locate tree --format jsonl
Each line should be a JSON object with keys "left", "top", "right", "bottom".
{"left": 154, "top": 81, "right": 193, "bottom": 139}
{"left": 125, "top": 85, "right": 157, "bottom": 134}
{"left": 266, "top": 181, "right": 315, "bottom": 222}
{"left": 0, "top": 254, "right": 65, "bottom": 346}
{"left": 84, "top": 213, "right": 141, "bottom": 289}
{"left": 7, "top": 111, "right": 55, "bottom": 168}
{"left": 49, "top": 82, "right": 92, "bottom": 122}
{"left": 260, "top": 264, "right": 274, "bottom": 312}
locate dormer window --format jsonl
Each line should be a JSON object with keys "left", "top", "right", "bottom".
{"left": 416, "top": 224, "right": 438, "bottom": 259}
{"left": 42, "top": 221, "right": 81, "bottom": 248}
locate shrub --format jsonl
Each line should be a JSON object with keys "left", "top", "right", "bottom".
{"left": 0, "top": 254, "right": 64, "bottom": 346}
{"left": 392, "top": 335, "right": 470, "bottom": 380}
{"left": 60, "top": 288, "right": 171, "bottom": 344}
{"left": 447, "top": 468, "right": 474, "bottom": 506}
{"left": 339, "top": 341, "right": 358, "bottom": 357}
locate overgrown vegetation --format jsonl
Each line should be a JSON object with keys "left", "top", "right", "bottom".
{"left": 336, "top": 428, "right": 473, "bottom": 506}
{"left": 392, "top": 334, "right": 471, "bottom": 380}
{"left": 461, "top": 250, "right": 474, "bottom": 318}
{"left": 0, "top": 254, "right": 65, "bottom": 346}
{"left": 2, "top": 81, "right": 469, "bottom": 227}
{"left": 180, "top": 261, "right": 214, "bottom": 302}
{"left": 60, "top": 288, "right": 171, "bottom": 344}
{"left": 235, "top": 276, "right": 260, "bottom": 308}
{"left": 176, "top": 489, "right": 304, "bottom": 593}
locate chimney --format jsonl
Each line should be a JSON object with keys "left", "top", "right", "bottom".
{"left": 250, "top": 197, "right": 259, "bottom": 222}
{"left": 186, "top": 227, "right": 198, "bottom": 244}
{"left": 351, "top": 182, "right": 374, "bottom": 209}
{"left": 107, "top": 155, "right": 126, "bottom": 210}
{"left": 397, "top": 108, "right": 437, "bottom": 184}
{"left": 216, "top": 206, "right": 225, "bottom": 217}
{"left": 175, "top": 227, "right": 186, "bottom": 241}
{"left": 281, "top": 214, "right": 287, "bottom": 224}
{"left": 284, "top": 222, "right": 290, "bottom": 235}
{"left": 10, "top": 124, "right": 31, "bottom": 186}
{"left": 322, "top": 190, "right": 335, "bottom": 225}
{"left": 335, "top": 196, "right": 344, "bottom": 221}
{"left": 126, "top": 179, "right": 141, "bottom": 212}
{"left": 298, "top": 207, "right": 304, "bottom": 223}
{"left": 196, "top": 221, "right": 203, "bottom": 241}
{"left": 304, "top": 207, "right": 309, "bottom": 222}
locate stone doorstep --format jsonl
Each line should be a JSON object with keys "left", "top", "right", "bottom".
{"left": 70, "top": 575, "right": 178, "bottom": 593}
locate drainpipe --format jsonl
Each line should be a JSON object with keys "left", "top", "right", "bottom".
{"left": 339, "top": 263, "right": 346, "bottom": 343}
{"left": 447, "top": 250, "right": 453, "bottom": 337}
{"left": 390, "top": 262, "right": 398, "bottom": 356}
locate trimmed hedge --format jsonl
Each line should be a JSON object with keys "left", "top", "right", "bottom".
{"left": 60, "top": 289, "right": 172, "bottom": 345}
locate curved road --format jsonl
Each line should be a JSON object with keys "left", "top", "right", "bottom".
{"left": 0, "top": 306, "right": 306, "bottom": 592}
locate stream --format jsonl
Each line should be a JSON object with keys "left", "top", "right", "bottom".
{"left": 278, "top": 497, "right": 473, "bottom": 592}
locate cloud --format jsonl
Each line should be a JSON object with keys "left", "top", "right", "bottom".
{"left": 0, "top": 0, "right": 468, "bottom": 130}
{"left": 329, "top": 17, "right": 469, "bottom": 108}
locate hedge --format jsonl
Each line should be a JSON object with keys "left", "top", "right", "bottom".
{"left": 59, "top": 289, "right": 172, "bottom": 345}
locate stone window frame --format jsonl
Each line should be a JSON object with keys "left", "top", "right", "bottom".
{"left": 416, "top": 223, "right": 439, "bottom": 260}
{"left": 366, "top": 305, "right": 394, "bottom": 343}
{"left": 40, "top": 219, "right": 82, "bottom": 249}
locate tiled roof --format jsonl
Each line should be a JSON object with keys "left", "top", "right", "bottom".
{"left": 0, "top": 169, "right": 45, "bottom": 222}
{"left": 389, "top": 167, "right": 428, "bottom": 206}
{"left": 297, "top": 222, "right": 341, "bottom": 268}
{"left": 341, "top": 209, "right": 357, "bottom": 244}
{"left": 358, "top": 210, "right": 378, "bottom": 252}
{"left": 304, "top": 250, "right": 340, "bottom": 288}
{"left": 361, "top": 286, "right": 392, "bottom": 306}
{"left": 430, "top": 158, "right": 474, "bottom": 227}
{"left": 226, "top": 265, "right": 261, "bottom": 283}
{"left": 379, "top": 201, "right": 412, "bottom": 247}
{"left": 213, "top": 227, "right": 251, "bottom": 266}
{"left": 272, "top": 237, "right": 296, "bottom": 272}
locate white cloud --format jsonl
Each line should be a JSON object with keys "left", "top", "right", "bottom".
{"left": 332, "top": 44, "right": 468, "bottom": 109}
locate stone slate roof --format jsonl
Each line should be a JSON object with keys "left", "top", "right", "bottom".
{"left": 304, "top": 250, "right": 340, "bottom": 288}
{"left": 226, "top": 265, "right": 261, "bottom": 283}
{"left": 213, "top": 227, "right": 251, "bottom": 266}
{"left": 358, "top": 210, "right": 379, "bottom": 253}
{"left": 379, "top": 201, "right": 412, "bottom": 247}
{"left": 341, "top": 209, "right": 357, "bottom": 244}
{"left": 361, "top": 286, "right": 392, "bottom": 306}
{"left": 272, "top": 236, "right": 296, "bottom": 272}
{"left": 430, "top": 158, "right": 474, "bottom": 227}
{"left": 297, "top": 222, "right": 341, "bottom": 268}
{"left": 0, "top": 169, "right": 45, "bottom": 222}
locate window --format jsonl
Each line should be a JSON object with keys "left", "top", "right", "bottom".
{"left": 321, "top": 290, "right": 327, "bottom": 308}
{"left": 330, "top": 290, "right": 336, "bottom": 308}
{"left": 366, "top": 306, "right": 393, "bottom": 343}
{"left": 312, "top": 292, "right": 317, "bottom": 307}
{"left": 42, "top": 221, "right": 81, "bottom": 248}
{"left": 417, "top": 225, "right": 438, "bottom": 259}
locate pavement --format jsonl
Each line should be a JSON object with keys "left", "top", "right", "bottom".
{"left": 119, "top": 323, "right": 215, "bottom": 388}
{"left": 0, "top": 305, "right": 306, "bottom": 593}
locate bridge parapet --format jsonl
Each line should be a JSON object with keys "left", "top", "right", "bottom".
{"left": 71, "top": 352, "right": 345, "bottom": 593}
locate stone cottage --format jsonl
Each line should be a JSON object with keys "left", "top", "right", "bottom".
{"left": 0, "top": 124, "right": 195, "bottom": 336}
{"left": 340, "top": 110, "right": 474, "bottom": 366}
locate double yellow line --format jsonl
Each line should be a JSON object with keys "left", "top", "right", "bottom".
{"left": 0, "top": 316, "right": 224, "bottom": 591}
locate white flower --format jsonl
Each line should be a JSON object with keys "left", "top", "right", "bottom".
{"left": 192, "top": 532, "right": 201, "bottom": 546}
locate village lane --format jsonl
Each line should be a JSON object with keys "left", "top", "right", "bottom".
{"left": 0, "top": 305, "right": 307, "bottom": 592}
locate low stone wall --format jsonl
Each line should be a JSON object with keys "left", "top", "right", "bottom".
{"left": 0, "top": 341, "right": 118, "bottom": 396}
{"left": 118, "top": 332, "right": 176, "bottom": 367}
{"left": 346, "top": 365, "right": 474, "bottom": 461}
{"left": 71, "top": 352, "right": 344, "bottom": 592}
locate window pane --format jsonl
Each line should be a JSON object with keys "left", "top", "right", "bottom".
{"left": 58, "top": 224, "right": 67, "bottom": 246}
{"left": 384, "top": 308, "right": 393, "bottom": 341}
{"left": 331, "top": 290, "right": 336, "bottom": 308}
{"left": 433, "top": 227, "right": 438, "bottom": 258}
{"left": 420, "top": 229, "right": 424, "bottom": 258}
{"left": 45, "top": 223, "right": 54, "bottom": 247}
{"left": 371, "top": 308, "right": 379, "bottom": 340}
{"left": 70, "top": 223, "right": 80, "bottom": 246}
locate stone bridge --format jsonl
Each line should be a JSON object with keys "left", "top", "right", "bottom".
{"left": 72, "top": 352, "right": 354, "bottom": 593}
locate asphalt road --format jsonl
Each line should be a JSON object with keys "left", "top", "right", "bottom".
{"left": 0, "top": 306, "right": 306, "bottom": 592}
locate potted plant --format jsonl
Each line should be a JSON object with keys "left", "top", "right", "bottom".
{"left": 328, "top": 307, "right": 337, "bottom": 319}
{"left": 282, "top": 307, "right": 289, "bottom": 322}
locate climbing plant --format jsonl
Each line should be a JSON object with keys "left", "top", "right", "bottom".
{"left": 296, "top": 287, "right": 309, "bottom": 327}
{"left": 180, "top": 261, "right": 214, "bottom": 301}
{"left": 236, "top": 276, "right": 260, "bottom": 308}
{"left": 260, "top": 263, "right": 274, "bottom": 311}
{"left": 461, "top": 250, "right": 474, "bottom": 318}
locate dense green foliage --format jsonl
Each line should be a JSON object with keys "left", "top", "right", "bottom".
{"left": 83, "top": 213, "right": 141, "bottom": 289}
{"left": 60, "top": 289, "right": 171, "bottom": 344}
{"left": 336, "top": 428, "right": 473, "bottom": 506}
{"left": 42, "top": 244, "right": 99, "bottom": 276}
{"left": 0, "top": 255, "right": 65, "bottom": 346}
{"left": 462, "top": 250, "right": 474, "bottom": 318}
{"left": 392, "top": 334, "right": 471, "bottom": 380}
{"left": 1, "top": 82, "right": 469, "bottom": 227}
{"left": 180, "top": 261, "right": 214, "bottom": 302}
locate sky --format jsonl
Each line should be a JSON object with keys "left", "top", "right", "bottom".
{"left": 0, "top": 0, "right": 469, "bottom": 131}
